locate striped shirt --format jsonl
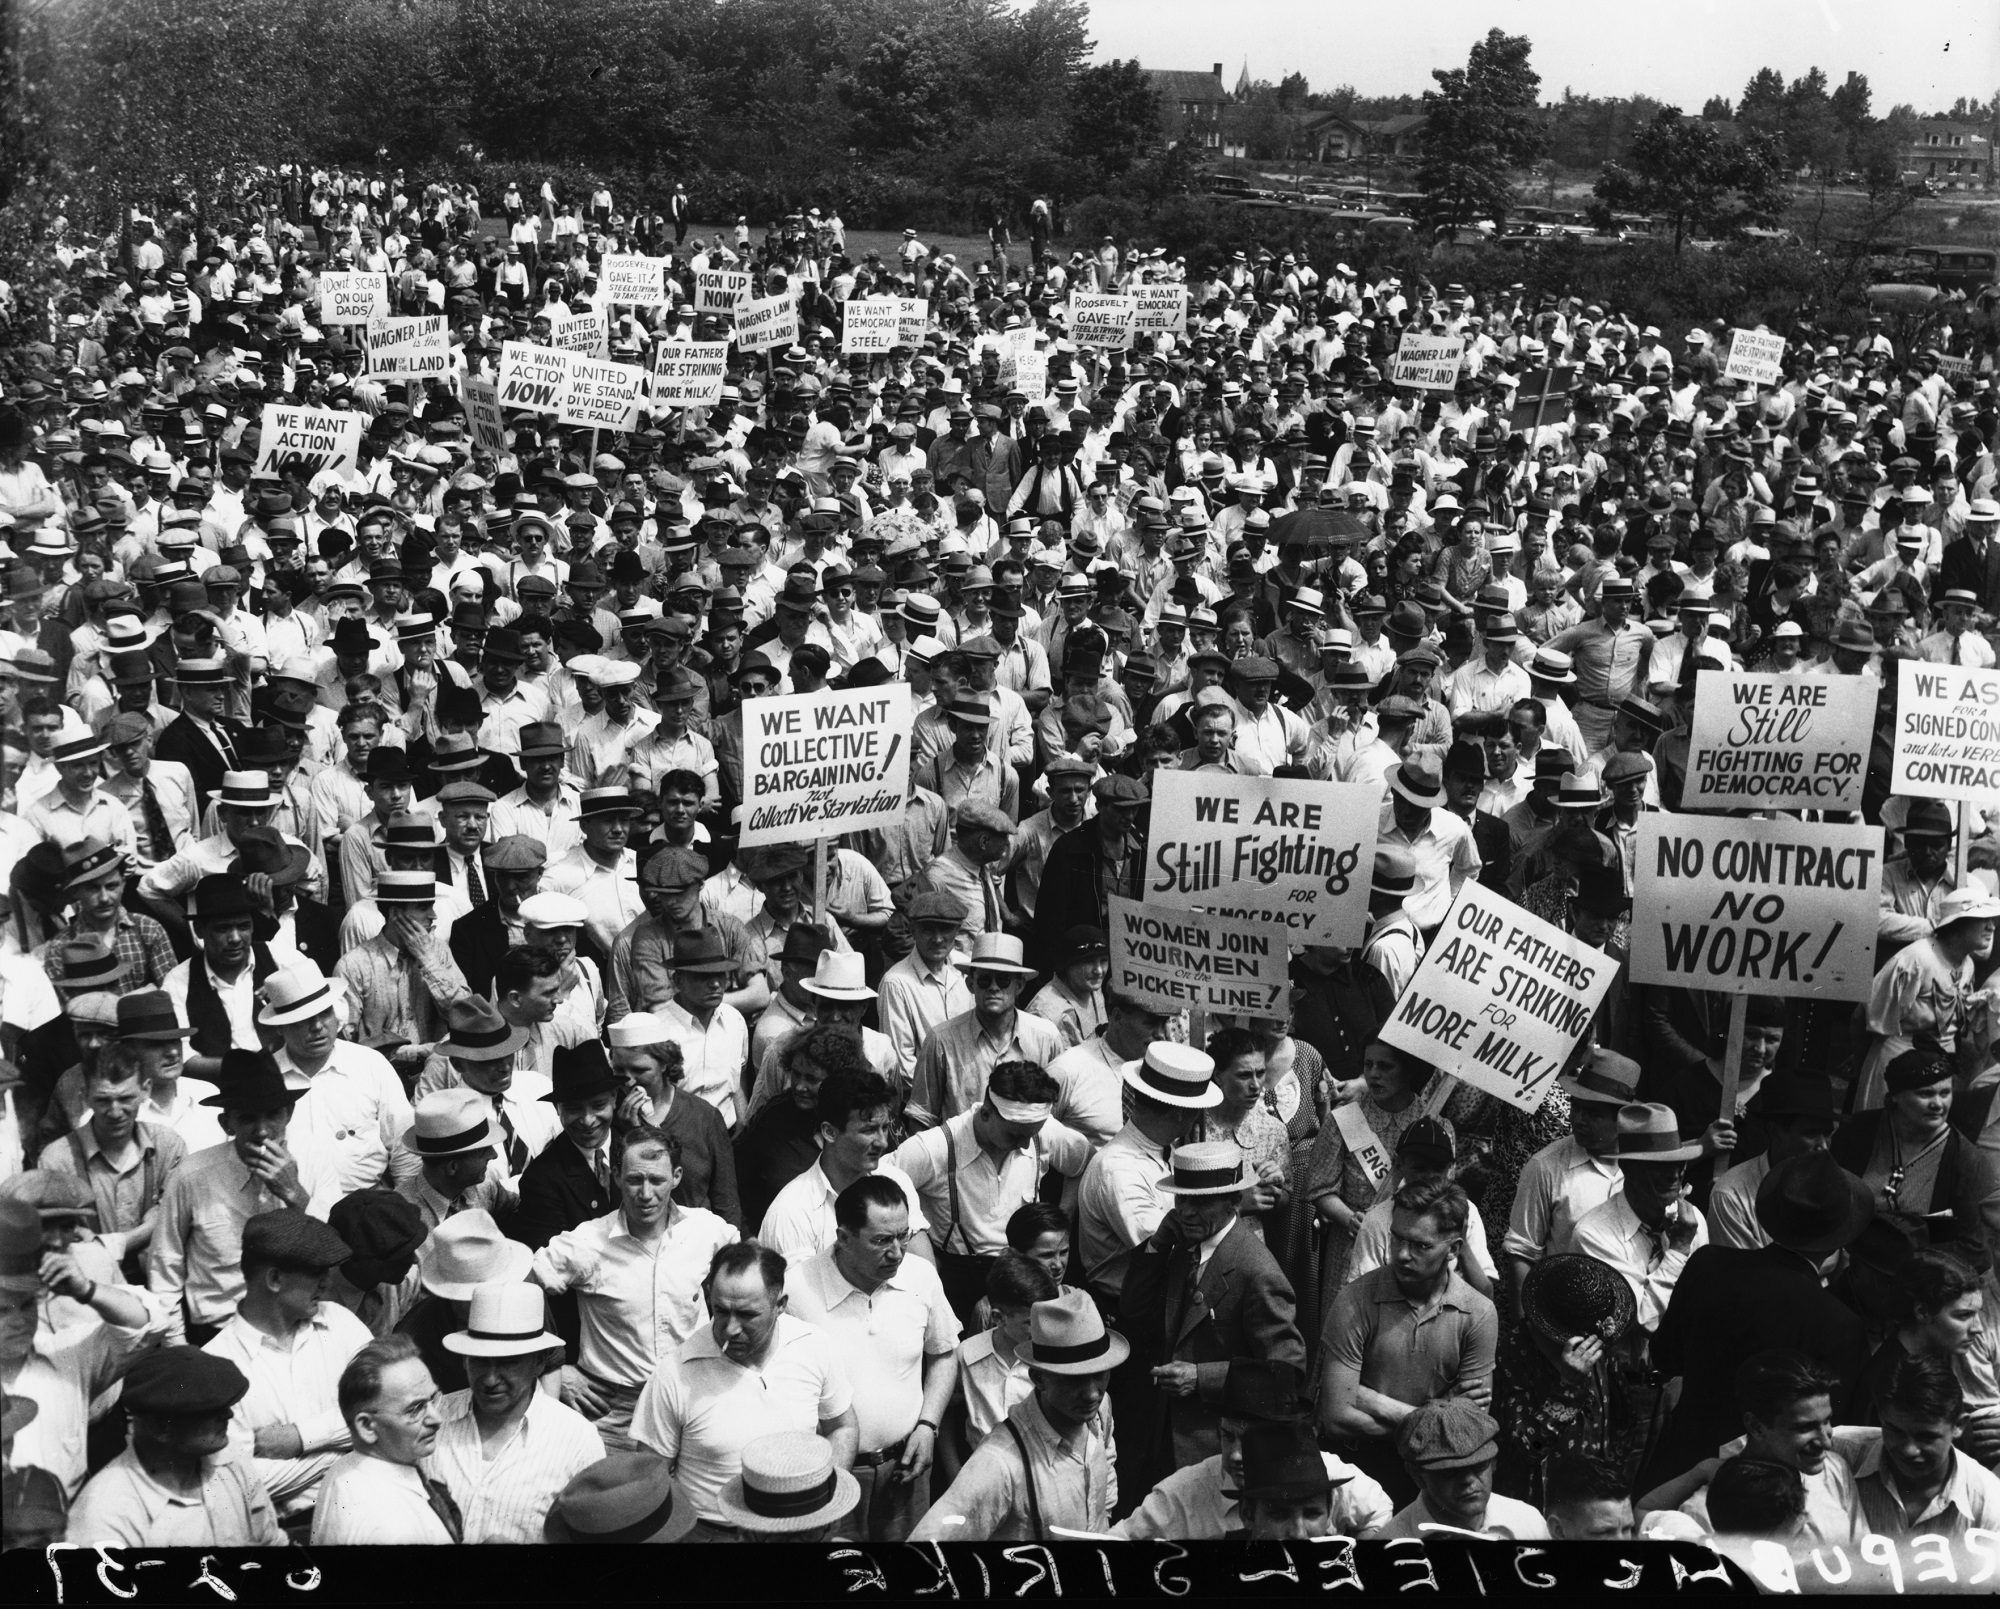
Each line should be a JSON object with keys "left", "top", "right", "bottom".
{"left": 427, "top": 1389, "right": 605, "bottom": 1544}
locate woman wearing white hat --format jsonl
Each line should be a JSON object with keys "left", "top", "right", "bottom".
{"left": 1854, "top": 884, "right": 2000, "bottom": 1111}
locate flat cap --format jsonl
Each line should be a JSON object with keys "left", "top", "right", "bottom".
{"left": 481, "top": 834, "right": 547, "bottom": 870}
{"left": 1394, "top": 1398, "right": 1499, "bottom": 1470}
{"left": 120, "top": 1349, "right": 250, "bottom": 1419}
{"left": 954, "top": 800, "right": 1014, "bottom": 836}
{"left": 435, "top": 779, "right": 496, "bottom": 806}
{"left": 907, "top": 889, "right": 971, "bottom": 925}
{"left": 241, "top": 1208, "right": 351, "bottom": 1272}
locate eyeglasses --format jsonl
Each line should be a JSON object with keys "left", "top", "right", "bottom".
{"left": 861, "top": 1231, "right": 917, "bottom": 1252}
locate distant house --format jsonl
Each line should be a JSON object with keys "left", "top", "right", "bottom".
{"left": 1145, "top": 64, "right": 1229, "bottom": 151}
{"left": 1910, "top": 119, "right": 1994, "bottom": 188}
{"left": 1298, "top": 112, "right": 1427, "bottom": 164}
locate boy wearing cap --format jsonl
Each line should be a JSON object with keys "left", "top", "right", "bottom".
{"left": 21, "top": 730, "right": 140, "bottom": 859}
{"left": 1376, "top": 1398, "right": 1549, "bottom": 1539}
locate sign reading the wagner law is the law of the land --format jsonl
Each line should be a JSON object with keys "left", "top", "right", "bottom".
{"left": 1378, "top": 880, "right": 1617, "bottom": 1114}
{"left": 1107, "top": 897, "right": 1291, "bottom": 1019}
{"left": 365, "top": 315, "right": 450, "bottom": 380}
{"left": 1684, "top": 669, "right": 1876, "bottom": 812}
{"left": 739, "top": 685, "right": 914, "bottom": 847}
{"left": 1630, "top": 813, "right": 1882, "bottom": 1003}
{"left": 1723, "top": 328, "right": 1787, "bottom": 386}
{"left": 1892, "top": 659, "right": 2000, "bottom": 803}
{"left": 734, "top": 294, "right": 797, "bottom": 354}
{"left": 1143, "top": 771, "right": 1379, "bottom": 946}
{"left": 1388, "top": 334, "right": 1466, "bottom": 392}
{"left": 252, "top": 406, "right": 362, "bottom": 479}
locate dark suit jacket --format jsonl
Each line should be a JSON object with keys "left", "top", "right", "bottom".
{"left": 449, "top": 901, "right": 515, "bottom": 1001}
{"left": 513, "top": 1134, "right": 615, "bottom": 1251}
{"left": 153, "top": 712, "right": 248, "bottom": 815}
{"left": 1939, "top": 532, "right": 2000, "bottom": 613}
{"left": 1122, "top": 1215, "right": 1306, "bottom": 1469}
{"left": 1648, "top": 1242, "right": 1870, "bottom": 1485}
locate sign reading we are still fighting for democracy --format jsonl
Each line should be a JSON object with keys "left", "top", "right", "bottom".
{"left": 1892, "top": 659, "right": 2000, "bottom": 802}
{"left": 1107, "top": 897, "right": 1292, "bottom": 1019}
{"left": 738, "top": 684, "right": 913, "bottom": 847}
{"left": 1631, "top": 813, "right": 1883, "bottom": 1001}
{"left": 1379, "top": 880, "right": 1617, "bottom": 1112}
{"left": 1143, "top": 772, "right": 1379, "bottom": 946}
{"left": 1683, "top": 669, "right": 1875, "bottom": 811}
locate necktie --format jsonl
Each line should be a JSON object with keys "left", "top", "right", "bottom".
{"left": 594, "top": 1149, "right": 610, "bottom": 1194}
{"left": 464, "top": 853, "right": 487, "bottom": 907}
{"left": 211, "top": 722, "right": 239, "bottom": 768}
{"left": 1952, "top": 635, "right": 1962, "bottom": 665}
{"left": 981, "top": 870, "right": 1003, "bottom": 934}
{"left": 496, "top": 1105, "right": 527, "bottom": 1176}
{"left": 138, "top": 779, "right": 174, "bottom": 864}
{"left": 421, "top": 1472, "right": 465, "bottom": 1543}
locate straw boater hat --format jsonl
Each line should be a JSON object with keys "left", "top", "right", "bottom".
{"left": 256, "top": 961, "right": 345, "bottom": 1026}
{"left": 1161, "top": 1139, "right": 1253, "bottom": 1197}
{"left": 1017, "top": 1288, "right": 1130, "bottom": 1374}
{"left": 1122, "top": 1043, "right": 1221, "bottom": 1110}
{"left": 714, "top": 1432, "right": 861, "bottom": 1535}
{"left": 444, "top": 1282, "right": 560, "bottom": 1358}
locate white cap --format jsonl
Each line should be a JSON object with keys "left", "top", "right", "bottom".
{"left": 517, "top": 892, "right": 588, "bottom": 930}
{"left": 607, "top": 1011, "right": 670, "bottom": 1048}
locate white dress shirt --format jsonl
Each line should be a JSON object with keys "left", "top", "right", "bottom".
{"left": 757, "top": 1159, "right": 928, "bottom": 1267}
{"left": 311, "top": 1452, "right": 455, "bottom": 1543}
{"left": 426, "top": 1388, "right": 606, "bottom": 1543}
{"left": 205, "top": 1302, "right": 374, "bottom": 1509}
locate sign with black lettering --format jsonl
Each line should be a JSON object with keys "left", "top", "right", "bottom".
{"left": 1684, "top": 670, "right": 1875, "bottom": 812}
{"left": 496, "top": 342, "right": 573, "bottom": 413}
{"left": 740, "top": 685, "right": 914, "bottom": 846}
{"left": 252, "top": 406, "right": 362, "bottom": 479}
{"left": 1108, "top": 896, "right": 1291, "bottom": 1018}
{"left": 1891, "top": 659, "right": 2000, "bottom": 803}
{"left": 1630, "top": 813, "right": 1882, "bottom": 1002}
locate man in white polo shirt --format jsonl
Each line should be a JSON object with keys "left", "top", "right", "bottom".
{"left": 756, "top": 1066, "right": 928, "bottom": 1265}
{"left": 783, "top": 1174, "right": 959, "bottom": 1541}
{"left": 631, "top": 1241, "right": 858, "bottom": 1539}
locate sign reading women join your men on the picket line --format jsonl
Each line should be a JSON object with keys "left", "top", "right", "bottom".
{"left": 1107, "top": 896, "right": 1292, "bottom": 1018}
{"left": 737, "top": 684, "right": 913, "bottom": 847}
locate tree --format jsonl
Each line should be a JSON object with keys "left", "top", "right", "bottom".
{"left": 1701, "top": 94, "right": 1734, "bottom": 120}
{"left": 1415, "top": 28, "right": 1546, "bottom": 235}
{"left": 1594, "top": 107, "right": 1792, "bottom": 248}
{"left": 1066, "top": 59, "right": 1159, "bottom": 184}
{"left": 1830, "top": 70, "right": 1872, "bottom": 164}
{"left": 1275, "top": 71, "right": 1310, "bottom": 111}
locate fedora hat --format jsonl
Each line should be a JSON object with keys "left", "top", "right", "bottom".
{"left": 715, "top": 1432, "right": 861, "bottom": 1535}
{"left": 438, "top": 996, "right": 528, "bottom": 1062}
{"left": 402, "top": 1087, "right": 496, "bottom": 1160}
{"left": 955, "top": 932, "right": 1036, "bottom": 977}
{"left": 545, "top": 1452, "right": 697, "bottom": 1544}
{"left": 59, "top": 838, "right": 123, "bottom": 893}
{"left": 444, "top": 1281, "right": 559, "bottom": 1358}
{"left": 197, "top": 1049, "right": 295, "bottom": 1113}
{"left": 1162, "top": 1139, "right": 1252, "bottom": 1197}
{"left": 232, "top": 826, "right": 310, "bottom": 886}
{"left": 800, "top": 950, "right": 875, "bottom": 1003}
{"left": 1233, "top": 1419, "right": 1334, "bottom": 1504}
{"left": 1017, "top": 1288, "right": 1130, "bottom": 1374}
{"left": 1218, "top": 1358, "right": 1311, "bottom": 1424}
{"left": 1388, "top": 759, "right": 1444, "bottom": 808}
{"left": 672, "top": 928, "right": 735, "bottom": 973}
{"left": 116, "top": 989, "right": 190, "bottom": 1043}
{"left": 1122, "top": 1043, "right": 1221, "bottom": 1110}
{"left": 1608, "top": 1101, "right": 1703, "bottom": 1163}
{"left": 190, "top": 874, "right": 260, "bottom": 924}
{"left": 416, "top": 1209, "right": 533, "bottom": 1299}
{"left": 545, "top": 1041, "right": 618, "bottom": 1104}
{"left": 1754, "top": 1150, "right": 1876, "bottom": 1259}
{"left": 579, "top": 786, "right": 641, "bottom": 819}
{"left": 1371, "top": 846, "right": 1416, "bottom": 899}
{"left": 256, "top": 961, "right": 344, "bottom": 1026}
{"left": 1521, "top": 1253, "right": 1635, "bottom": 1348}
{"left": 216, "top": 769, "right": 278, "bottom": 810}
{"left": 1554, "top": 770, "right": 1611, "bottom": 810}
{"left": 517, "top": 721, "right": 565, "bottom": 758}
{"left": 1557, "top": 1047, "right": 1641, "bottom": 1107}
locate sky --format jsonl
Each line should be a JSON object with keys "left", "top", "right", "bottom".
{"left": 1085, "top": 0, "right": 2000, "bottom": 115}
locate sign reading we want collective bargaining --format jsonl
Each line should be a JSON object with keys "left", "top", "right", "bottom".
{"left": 738, "top": 684, "right": 914, "bottom": 847}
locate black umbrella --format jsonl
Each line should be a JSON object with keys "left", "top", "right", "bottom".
{"left": 1267, "top": 505, "right": 1370, "bottom": 552}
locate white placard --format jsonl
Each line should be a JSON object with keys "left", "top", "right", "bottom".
{"left": 252, "top": 405, "right": 363, "bottom": 479}
{"left": 462, "top": 377, "right": 507, "bottom": 453}
{"left": 496, "top": 342, "right": 573, "bottom": 412}
{"left": 318, "top": 270, "right": 388, "bottom": 326}
{"left": 842, "top": 300, "right": 902, "bottom": 355}
{"left": 895, "top": 297, "right": 930, "bottom": 348}
{"left": 739, "top": 684, "right": 915, "bottom": 847}
{"left": 1107, "top": 896, "right": 1292, "bottom": 1019}
{"left": 695, "top": 269, "right": 751, "bottom": 315}
{"left": 1143, "top": 771, "right": 1380, "bottom": 946}
{"left": 1723, "top": 328, "right": 1787, "bottom": 386}
{"left": 1683, "top": 669, "right": 1876, "bottom": 813}
{"left": 650, "top": 341, "right": 729, "bottom": 408}
{"left": 735, "top": 294, "right": 798, "bottom": 354}
{"left": 1133, "top": 285, "right": 1189, "bottom": 335}
{"left": 1378, "top": 879, "right": 1619, "bottom": 1113}
{"left": 1388, "top": 334, "right": 1466, "bottom": 392}
{"left": 366, "top": 315, "right": 450, "bottom": 380}
{"left": 558, "top": 355, "right": 644, "bottom": 432}
{"left": 1630, "top": 813, "right": 1883, "bottom": 1003}
{"left": 600, "top": 254, "right": 668, "bottom": 306}
{"left": 549, "top": 308, "right": 609, "bottom": 357}
{"left": 1067, "top": 293, "right": 1137, "bottom": 350}
{"left": 1891, "top": 659, "right": 2000, "bottom": 804}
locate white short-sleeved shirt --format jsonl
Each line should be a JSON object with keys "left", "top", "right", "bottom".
{"left": 756, "top": 1160, "right": 927, "bottom": 1267}
{"left": 630, "top": 1313, "right": 853, "bottom": 1523}
{"left": 783, "top": 1250, "right": 958, "bottom": 1452}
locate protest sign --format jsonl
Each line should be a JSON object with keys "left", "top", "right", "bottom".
{"left": 1630, "top": 813, "right": 1882, "bottom": 1002}
{"left": 695, "top": 269, "right": 750, "bottom": 315}
{"left": 1143, "top": 771, "right": 1379, "bottom": 946}
{"left": 896, "top": 297, "right": 930, "bottom": 348}
{"left": 842, "top": 299, "right": 902, "bottom": 354}
{"left": 365, "top": 315, "right": 450, "bottom": 380}
{"left": 1891, "top": 659, "right": 2000, "bottom": 803}
{"left": 650, "top": 341, "right": 729, "bottom": 408}
{"left": 1723, "top": 328, "right": 1787, "bottom": 386}
{"left": 600, "top": 254, "right": 668, "bottom": 306}
{"left": 549, "top": 307, "right": 608, "bottom": 357}
{"left": 1067, "top": 293, "right": 1137, "bottom": 350}
{"left": 1107, "top": 896, "right": 1292, "bottom": 1019}
{"left": 734, "top": 293, "right": 797, "bottom": 353}
{"left": 1388, "top": 334, "right": 1466, "bottom": 391}
{"left": 557, "top": 355, "right": 644, "bottom": 431}
{"left": 1936, "top": 354, "right": 1974, "bottom": 381}
{"left": 1683, "top": 669, "right": 1875, "bottom": 812}
{"left": 462, "top": 378, "right": 507, "bottom": 453}
{"left": 1378, "top": 880, "right": 1617, "bottom": 1113}
{"left": 496, "top": 342, "right": 573, "bottom": 412}
{"left": 318, "top": 270, "right": 387, "bottom": 325}
{"left": 739, "top": 684, "right": 914, "bottom": 847}
{"left": 251, "top": 406, "right": 362, "bottom": 479}
{"left": 1014, "top": 350, "right": 1049, "bottom": 400}
{"left": 1132, "top": 284, "right": 1189, "bottom": 335}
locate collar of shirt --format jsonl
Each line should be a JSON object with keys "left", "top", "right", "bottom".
{"left": 1195, "top": 1221, "right": 1233, "bottom": 1273}
{"left": 1014, "top": 1392, "right": 1093, "bottom": 1463}
{"left": 1372, "top": 1266, "right": 1476, "bottom": 1325}
{"left": 1849, "top": 1434, "right": 1970, "bottom": 1526}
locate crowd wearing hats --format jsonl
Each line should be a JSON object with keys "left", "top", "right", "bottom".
{"left": 4, "top": 140, "right": 2000, "bottom": 1566}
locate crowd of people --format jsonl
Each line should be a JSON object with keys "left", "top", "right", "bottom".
{"left": 0, "top": 159, "right": 1997, "bottom": 1564}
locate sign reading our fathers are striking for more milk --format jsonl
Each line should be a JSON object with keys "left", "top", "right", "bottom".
{"left": 1630, "top": 813, "right": 1882, "bottom": 1002}
{"left": 738, "top": 684, "right": 914, "bottom": 847}
{"left": 1378, "top": 880, "right": 1617, "bottom": 1113}
{"left": 1143, "top": 771, "right": 1379, "bottom": 946}
{"left": 1684, "top": 669, "right": 1875, "bottom": 811}
{"left": 1107, "top": 897, "right": 1292, "bottom": 1018}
